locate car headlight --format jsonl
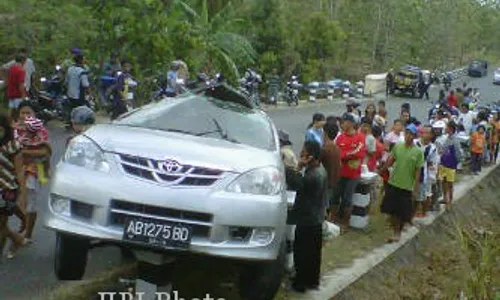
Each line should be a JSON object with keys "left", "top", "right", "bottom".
{"left": 64, "top": 135, "right": 110, "bottom": 172}
{"left": 226, "top": 167, "right": 283, "bottom": 196}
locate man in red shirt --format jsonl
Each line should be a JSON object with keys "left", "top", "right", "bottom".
{"left": 447, "top": 90, "right": 457, "bottom": 108}
{"left": 332, "top": 113, "right": 367, "bottom": 229}
{"left": 6, "top": 54, "right": 27, "bottom": 114}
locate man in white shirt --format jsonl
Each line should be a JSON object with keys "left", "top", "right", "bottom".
{"left": 457, "top": 103, "right": 476, "bottom": 134}
{"left": 2, "top": 48, "right": 36, "bottom": 94}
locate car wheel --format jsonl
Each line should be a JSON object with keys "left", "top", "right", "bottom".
{"left": 54, "top": 233, "right": 89, "bottom": 280}
{"left": 238, "top": 241, "right": 286, "bottom": 300}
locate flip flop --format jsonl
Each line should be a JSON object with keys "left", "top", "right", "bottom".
{"left": 386, "top": 237, "right": 400, "bottom": 243}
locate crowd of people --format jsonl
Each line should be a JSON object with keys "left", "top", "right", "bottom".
{"left": 0, "top": 47, "right": 141, "bottom": 125}
{"left": 282, "top": 92, "right": 500, "bottom": 293}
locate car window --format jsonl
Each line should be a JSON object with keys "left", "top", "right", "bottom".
{"left": 114, "top": 95, "right": 276, "bottom": 151}
{"left": 398, "top": 71, "right": 417, "bottom": 79}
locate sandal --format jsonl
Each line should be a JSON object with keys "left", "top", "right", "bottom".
{"left": 386, "top": 236, "right": 400, "bottom": 243}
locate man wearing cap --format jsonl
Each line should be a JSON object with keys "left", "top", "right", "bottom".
{"left": 62, "top": 48, "right": 89, "bottom": 72}
{"left": 379, "top": 124, "right": 424, "bottom": 242}
{"left": 437, "top": 122, "right": 462, "bottom": 209}
{"left": 65, "top": 54, "right": 90, "bottom": 125}
{"left": 332, "top": 113, "right": 366, "bottom": 229}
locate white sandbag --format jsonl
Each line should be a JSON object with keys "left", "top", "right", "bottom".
{"left": 349, "top": 215, "right": 369, "bottom": 229}
{"left": 364, "top": 73, "right": 387, "bottom": 96}
{"left": 323, "top": 221, "right": 341, "bottom": 240}
{"left": 352, "top": 193, "right": 370, "bottom": 207}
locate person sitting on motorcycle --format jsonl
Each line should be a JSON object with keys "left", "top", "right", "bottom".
{"left": 98, "top": 52, "right": 121, "bottom": 108}
{"left": 110, "top": 60, "right": 133, "bottom": 120}
{"left": 165, "top": 61, "right": 181, "bottom": 97}
{"left": 243, "top": 68, "right": 262, "bottom": 106}
{"left": 102, "top": 52, "right": 121, "bottom": 77}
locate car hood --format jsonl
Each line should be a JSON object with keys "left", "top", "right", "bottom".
{"left": 84, "top": 124, "right": 279, "bottom": 173}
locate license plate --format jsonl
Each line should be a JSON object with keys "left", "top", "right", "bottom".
{"left": 310, "top": 89, "right": 316, "bottom": 93}
{"left": 122, "top": 217, "right": 192, "bottom": 249}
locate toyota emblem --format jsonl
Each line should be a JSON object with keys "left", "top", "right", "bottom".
{"left": 162, "top": 159, "right": 183, "bottom": 174}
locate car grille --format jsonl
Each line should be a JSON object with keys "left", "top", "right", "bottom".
{"left": 109, "top": 199, "right": 212, "bottom": 238}
{"left": 118, "top": 154, "right": 224, "bottom": 186}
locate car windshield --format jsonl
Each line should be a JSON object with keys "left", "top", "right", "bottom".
{"left": 495, "top": 69, "right": 500, "bottom": 74}
{"left": 114, "top": 94, "right": 275, "bottom": 151}
{"left": 470, "top": 61, "right": 481, "bottom": 67}
{"left": 398, "top": 71, "right": 418, "bottom": 79}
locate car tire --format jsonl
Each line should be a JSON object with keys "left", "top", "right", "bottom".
{"left": 54, "top": 233, "right": 89, "bottom": 280}
{"left": 238, "top": 241, "right": 286, "bottom": 300}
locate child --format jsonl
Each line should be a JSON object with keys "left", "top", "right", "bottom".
{"left": 384, "top": 119, "right": 404, "bottom": 145}
{"left": 470, "top": 125, "right": 486, "bottom": 175}
{"left": 67, "top": 105, "right": 96, "bottom": 145}
{"left": 438, "top": 122, "right": 462, "bottom": 209}
{"left": 360, "top": 118, "right": 376, "bottom": 168}
{"left": 377, "top": 100, "right": 387, "bottom": 119}
{"left": 415, "top": 126, "right": 438, "bottom": 217}
{"left": 379, "top": 142, "right": 395, "bottom": 188}
{"left": 16, "top": 116, "right": 52, "bottom": 185}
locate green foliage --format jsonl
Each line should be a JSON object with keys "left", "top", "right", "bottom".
{"left": 1, "top": 0, "right": 500, "bottom": 91}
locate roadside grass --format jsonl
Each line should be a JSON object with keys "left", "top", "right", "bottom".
{"left": 332, "top": 170, "right": 500, "bottom": 299}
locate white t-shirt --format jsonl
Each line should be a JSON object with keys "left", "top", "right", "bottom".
{"left": 458, "top": 111, "right": 476, "bottom": 134}
{"left": 3, "top": 58, "right": 36, "bottom": 91}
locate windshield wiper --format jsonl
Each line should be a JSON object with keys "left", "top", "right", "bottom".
{"left": 163, "top": 128, "right": 199, "bottom": 136}
{"left": 195, "top": 118, "right": 240, "bottom": 144}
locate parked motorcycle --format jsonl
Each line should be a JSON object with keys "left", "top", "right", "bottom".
{"left": 355, "top": 81, "right": 364, "bottom": 98}
{"left": 308, "top": 82, "right": 319, "bottom": 102}
{"left": 342, "top": 81, "right": 354, "bottom": 98}
{"left": 36, "top": 65, "right": 66, "bottom": 121}
{"left": 285, "top": 76, "right": 301, "bottom": 106}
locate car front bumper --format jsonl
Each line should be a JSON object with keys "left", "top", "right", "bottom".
{"left": 44, "top": 163, "right": 287, "bottom": 262}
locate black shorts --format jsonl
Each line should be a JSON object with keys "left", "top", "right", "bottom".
{"left": 380, "top": 184, "right": 413, "bottom": 223}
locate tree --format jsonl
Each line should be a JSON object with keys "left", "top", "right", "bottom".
{"left": 177, "top": 0, "right": 256, "bottom": 79}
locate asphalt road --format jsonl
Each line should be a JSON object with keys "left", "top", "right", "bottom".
{"left": 1, "top": 74, "right": 497, "bottom": 300}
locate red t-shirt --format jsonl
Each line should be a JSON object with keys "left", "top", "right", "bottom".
{"left": 368, "top": 139, "right": 384, "bottom": 172}
{"left": 335, "top": 132, "right": 366, "bottom": 179}
{"left": 447, "top": 94, "right": 457, "bottom": 108}
{"left": 6, "top": 64, "right": 25, "bottom": 99}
